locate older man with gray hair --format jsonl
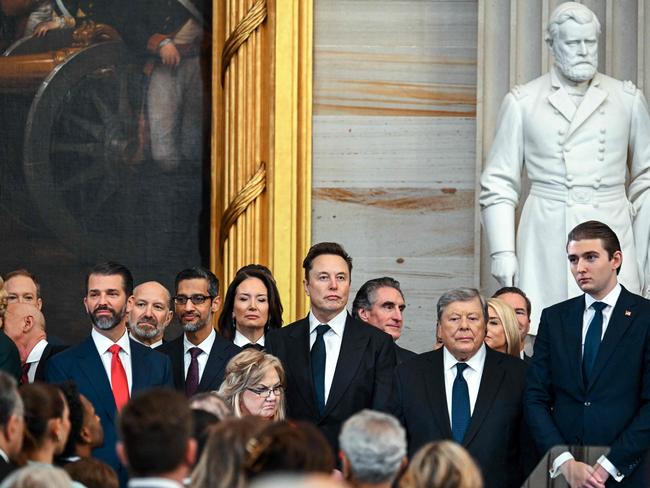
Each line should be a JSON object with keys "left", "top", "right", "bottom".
{"left": 339, "top": 409, "right": 406, "bottom": 488}
{"left": 388, "top": 287, "right": 529, "bottom": 488}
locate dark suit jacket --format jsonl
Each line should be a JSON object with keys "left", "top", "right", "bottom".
{"left": 34, "top": 344, "right": 67, "bottom": 382}
{"left": 396, "top": 344, "right": 416, "bottom": 364}
{"left": 46, "top": 335, "right": 173, "bottom": 487}
{"left": 0, "top": 332, "right": 20, "bottom": 383}
{"left": 525, "top": 286, "right": 650, "bottom": 486}
{"left": 157, "top": 333, "right": 240, "bottom": 395}
{"left": 265, "top": 314, "right": 396, "bottom": 454}
{"left": 387, "top": 346, "right": 528, "bottom": 488}
{"left": 0, "top": 456, "right": 17, "bottom": 482}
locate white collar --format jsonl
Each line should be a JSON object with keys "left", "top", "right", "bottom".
{"left": 129, "top": 333, "right": 163, "bottom": 349}
{"left": 128, "top": 478, "right": 184, "bottom": 488}
{"left": 25, "top": 339, "right": 48, "bottom": 364}
{"left": 92, "top": 328, "right": 131, "bottom": 355}
{"left": 308, "top": 308, "right": 348, "bottom": 336}
{"left": 443, "top": 343, "right": 487, "bottom": 372}
{"left": 183, "top": 328, "right": 216, "bottom": 355}
{"left": 233, "top": 330, "right": 265, "bottom": 347}
{"left": 584, "top": 283, "right": 621, "bottom": 310}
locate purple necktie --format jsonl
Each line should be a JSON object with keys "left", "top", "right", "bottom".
{"left": 185, "top": 347, "right": 202, "bottom": 397}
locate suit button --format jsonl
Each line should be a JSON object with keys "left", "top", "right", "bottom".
{"left": 596, "top": 176, "right": 602, "bottom": 182}
{"left": 565, "top": 146, "right": 571, "bottom": 152}
{"left": 598, "top": 146, "right": 605, "bottom": 152}
{"left": 558, "top": 129, "right": 565, "bottom": 135}
{"left": 599, "top": 108, "right": 605, "bottom": 114}
{"left": 554, "top": 109, "right": 560, "bottom": 115}
{"left": 600, "top": 128, "right": 606, "bottom": 134}
{"left": 599, "top": 137, "right": 605, "bottom": 143}
{"left": 567, "top": 174, "right": 574, "bottom": 181}
{"left": 598, "top": 155, "right": 605, "bottom": 161}
{"left": 593, "top": 182, "right": 600, "bottom": 189}
{"left": 584, "top": 401, "right": 591, "bottom": 406}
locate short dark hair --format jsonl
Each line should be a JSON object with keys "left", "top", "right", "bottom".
{"left": 175, "top": 267, "right": 219, "bottom": 297}
{"left": 3, "top": 269, "right": 41, "bottom": 298}
{"left": 56, "top": 382, "right": 84, "bottom": 460}
{"left": 352, "top": 277, "right": 404, "bottom": 320}
{"left": 493, "top": 286, "right": 531, "bottom": 318}
{"left": 436, "top": 288, "right": 488, "bottom": 324}
{"left": 0, "top": 372, "right": 22, "bottom": 427}
{"left": 567, "top": 220, "right": 622, "bottom": 273}
{"left": 218, "top": 268, "right": 283, "bottom": 341}
{"left": 64, "top": 457, "right": 118, "bottom": 488}
{"left": 302, "top": 242, "right": 353, "bottom": 280}
{"left": 20, "top": 383, "right": 66, "bottom": 454}
{"left": 119, "top": 389, "right": 193, "bottom": 477}
{"left": 85, "top": 262, "right": 134, "bottom": 296}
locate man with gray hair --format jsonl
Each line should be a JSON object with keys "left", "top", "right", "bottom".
{"left": 388, "top": 287, "right": 528, "bottom": 488}
{"left": 0, "top": 371, "right": 23, "bottom": 481}
{"left": 480, "top": 1, "right": 650, "bottom": 341}
{"left": 339, "top": 409, "right": 406, "bottom": 488}
{"left": 352, "top": 277, "right": 415, "bottom": 363}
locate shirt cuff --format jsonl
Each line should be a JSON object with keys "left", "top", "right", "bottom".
{"left": 550, "top": 452, "right": 574, "bottom": 478}
{"left": 598, "top": 455, "right": 624, "bottom": 482}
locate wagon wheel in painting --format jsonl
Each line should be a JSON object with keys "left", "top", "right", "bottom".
{"left": 22, "top": 39, "right": 143, "bottom": 257}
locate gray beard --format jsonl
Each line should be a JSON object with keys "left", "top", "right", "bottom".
{"left": 130, "top": 321, "right": 161, "bottom": 339}
{"left": 182, "top": 321, "right": 205, "bottom": 333}
{"left": 91, "top": 314, "right": 121, "bottom": 330}
{"left": 554, "top": 56, "right": 597, "bottom": 83}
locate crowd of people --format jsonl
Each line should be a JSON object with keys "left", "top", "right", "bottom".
{"left": 0, "top": 219, "right": 648, "bottom": 488}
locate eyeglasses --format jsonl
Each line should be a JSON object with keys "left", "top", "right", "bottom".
{"left": 173, "top": 294, "right": 213, "bottom": 305}
{"left": 246, "top": 386, "right": 284, "bottom": 397}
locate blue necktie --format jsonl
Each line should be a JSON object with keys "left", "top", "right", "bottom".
{"left": 583, "top": 301, "right": 607, "bottom": 382}
{"left": 311, "top": 324, "right": 330, "bottom": 414}
{"left": 451, "top": 362, "right": 470, "bottom": 443}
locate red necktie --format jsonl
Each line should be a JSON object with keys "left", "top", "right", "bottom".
{"left": 108, "top": 344, "right": 129, "bottom": 410}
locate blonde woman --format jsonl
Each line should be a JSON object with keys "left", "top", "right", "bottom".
{"left": 218, "top": 349, "right": 286, "bottom": 421}
{"left": 485, "top": 298, "right": 521, "bottom": 357}
{"left": 400, "top": 441, "right": 483, "bottom": 488}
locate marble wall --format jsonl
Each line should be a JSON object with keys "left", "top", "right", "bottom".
{"left": 312, "top": 0, "right": 478, "bottom": 352}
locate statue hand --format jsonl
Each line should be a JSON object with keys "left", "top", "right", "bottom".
{"left": 491, "top": 251, "right": 518, "bottom": 286}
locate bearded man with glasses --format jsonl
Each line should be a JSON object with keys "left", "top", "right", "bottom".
{"left": 158, "top": 266, "right": 240, "bottom": 397}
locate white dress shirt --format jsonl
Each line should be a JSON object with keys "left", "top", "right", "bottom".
{"left": 25, "top": 338, "right": 48, "bottom": 383}
{"left": 128, "top": 478, "right": 184, "bottom": 488}
{"left": 443, "top": 344, "right": 486, "bottom": 423}
{"left": 129, "top": 333, "right": 163, "bottom": 349}
{"left": 551, "top": 284, "right": 623, "bottom": 482}
{"left": 308, "top": 309, "right": 347, "bottom": 403}
{"left": 233, "top": 330, "right": 265, "bottom": 347}
{"left": 183, "top": 328, "right": 216, "bottom": 382}
{"left": 91, "top": 329, "right": 133, "bottom": 392}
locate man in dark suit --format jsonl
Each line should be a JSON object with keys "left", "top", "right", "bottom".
{"left": 388, "top": 287, "right": 528, "bottom": 488}
{"left": 117, "top": 389, "right": 195, "bottom": 488}
{"left": 127, "top": 281, "right": 173, "bottom": 349}
{"left": 493, "top": 286, "right": 533, "bottom": 363}
{"left": 0, "top": 332, "right": 20, "bottom": 383}
{"left": 3, "top": 303, "right": 65, "bottom": 383}
{"left": 352, "top": 276, "right": 416, "bottom": 363}
{"left": 0, "top": 372, "right": 23, "bottom": 481}
{"left": 157, "top": 267, "right": 240, "bottom": 396}
{"left": 46, "top": 262, "right": 173, "bottom": 486}
{"left": 526, "top": 220, "right": 650, "bottom": 488}
{"left": 266, "top": 242, "right": 397, "bottom": 455}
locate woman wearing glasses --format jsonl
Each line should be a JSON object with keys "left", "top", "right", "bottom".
{"left": 218, "top": 349, "right": 286, "bottom": 421}
{"left": 218, "top": 266, "right": 284, "bottom": 350}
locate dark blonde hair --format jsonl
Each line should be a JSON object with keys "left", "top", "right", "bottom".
{"left": 217, "top": 350, "right": 286, "bottom": 420}
{"left": 487, "top": 298, "right": 521, "bottom": 357}
{"left": 400, "top": 441, "right": 483, "bottom": 488}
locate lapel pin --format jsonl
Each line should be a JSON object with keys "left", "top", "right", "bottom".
{"left": 625, "top": 310, "right": 632, "bottom": 317}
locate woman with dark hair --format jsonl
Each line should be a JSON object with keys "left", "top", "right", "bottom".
{"left": 218, "top": 266, "right": 283, "bottom": 349}
{"left": 17, "top": 382, "right": 84, "bottom": 488}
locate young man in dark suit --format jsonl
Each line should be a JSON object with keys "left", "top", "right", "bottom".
{"left": 0, "top": 372, "right": 23, "bottom": 481}
{"left": 266, "top": 242, "right": 397, "bottom": 455}
{"left": 526, "top": 221, "right": 650, "bottom": 488}
{"left": 388, "top": 287, "right": 528, "bottom": 488}
{"left": 157, "top": 267, "right": 240, "bottom": 397}
{"left": 46, "top": 262, "right": 173, "bottom": 486}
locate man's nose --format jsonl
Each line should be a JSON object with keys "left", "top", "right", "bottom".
{"left": 393, "top": 308, "right": 403, "bottom": 322}
{"left": 577, "top": 41, "right": 588, "bottom": 55}
{"left": 328, "top": 278, "right": 338, "bottom": 289}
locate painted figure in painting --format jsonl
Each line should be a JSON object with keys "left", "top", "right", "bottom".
{"left": 480, "top": 2, "right": 650, "bottom": 337}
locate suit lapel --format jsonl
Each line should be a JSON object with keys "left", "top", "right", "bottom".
{"left": 130, "top": 340, "right": 149, "bottom": 393}
{"left": 562, "top": 296, "right": 586, "bottom": 391}
{"left": 423, "top": 349, "right": 452, "bottom": 438}
{"left": 286, "top": 318, "right": 319, "bottom": 418}
{"left": 77, "top": 336, "right": 116, "bottom": 421}
{"left": 567, "top": 74, "right": 607, "bottom": 137}
{"left": 198, "top": 337, "right": 229, "bottom": 391}
{"left": 168, "top": 337, "right": 186, "bottom": 389}
{"left": 587, "top": 287, "right": 636, "bottom": 389}
{"left": 463, "top": 348, "right": 505, "bottom": 446}
{"left": 34, "top": 344, "right": 51, "bottom": 381}
{"left": 323, "top": 316, "right": 369, "bottom": 416}
{"left": 548, "top": 87, "right": 577, "bottom": 123}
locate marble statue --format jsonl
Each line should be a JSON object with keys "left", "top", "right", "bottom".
{"left": 479, "top": 2, "right": 650, "bottom": 336}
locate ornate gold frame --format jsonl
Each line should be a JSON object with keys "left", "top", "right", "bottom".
{"left": 211, "top": 0, "right": 312, "bottom": 322}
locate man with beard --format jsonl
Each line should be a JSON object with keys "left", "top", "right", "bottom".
{"left": 480, "top": 2, "right": 650, "bottom": 339}
{"left": 127, "top": 281, "right": 173, "bottom": 348}
{"left": 46, "top": 262, "right": 173, "bottom": 486}
{"left": 158, "top": 267, "right": 240, "bottom": 397}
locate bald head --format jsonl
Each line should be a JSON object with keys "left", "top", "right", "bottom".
{"left": 3, "top": 303, "right": 46, "bottom": 350}
{"left": 127, "top": 281, "right": 173, "bottom": 346}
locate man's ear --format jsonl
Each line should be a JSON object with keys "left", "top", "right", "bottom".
{"left": 357, "top": 308, "right": 370, "bottom": 322}
{"left": 116, "top": 442, "right": 129, "bottom": 467}
{"left": 185, "top": 438, "right": 197, "bottom": 467}
{"left": 23, "top": 315, "right": 35, "bottom": 334}
{"left": 78, "top": 424, "right": 92, "bottom": 445}
{"left": 340, "top": 451, "right": 351, "bottom": 480}
{"left": 163, "top": 310, "right": 173, "bottom": 327}
{"left": 126, "top": 295, "right": 135, "bottom": 313}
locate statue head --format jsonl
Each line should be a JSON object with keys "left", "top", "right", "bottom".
{"left": 545, "top": 2, "right": 601, "bottom": 82}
